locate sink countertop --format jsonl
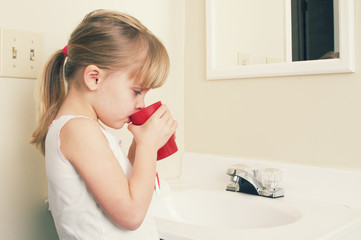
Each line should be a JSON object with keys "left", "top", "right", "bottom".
{"left": 154, "top": 152, "right": 361, "bottom": 240}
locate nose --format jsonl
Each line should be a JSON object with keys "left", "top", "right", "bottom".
{"left": 135, "top": 98, "right": 145, "bottom": 110}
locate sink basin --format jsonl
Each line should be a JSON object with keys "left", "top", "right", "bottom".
{"left": 153, "top": 188, "right": 301, "bottom": 229}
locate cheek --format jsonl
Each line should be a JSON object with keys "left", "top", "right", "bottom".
{"left": 104, "top": 93, "right": 132, "bottom": 118}
{"left": 103, "top": 88, "right": 125, "bottom": 109}
{"left": 93, "top": 94, "right": 120, "bottom": 120}
{"left": 96, "top": 85, "right": 134, "bottom": 119}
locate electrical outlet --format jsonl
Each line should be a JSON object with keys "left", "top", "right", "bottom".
{"left": 0, "top": 28, "right": 44, "bottom": 79}
{"left": 237, "top": 52, "right": 250, "bottom": 66}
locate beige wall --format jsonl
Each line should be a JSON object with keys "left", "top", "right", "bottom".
{"left": 0, "top": 1, "right": 184, "bottom": 239}
{"left": 185, "top": 0, "right": 361, "bottom": 171}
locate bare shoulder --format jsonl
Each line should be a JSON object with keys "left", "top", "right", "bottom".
{"left": 59, "top": 117, "right": 111, "bottom": 164}
{"left": 60, "top": 117, "right": 104, "bottom": 144}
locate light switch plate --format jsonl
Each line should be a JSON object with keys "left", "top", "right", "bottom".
{"left": 0, "top": 28, "right": 44, "bottom": 79}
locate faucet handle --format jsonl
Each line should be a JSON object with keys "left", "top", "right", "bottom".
{"left": 261, "top": 168, "right": 282, "bottom": 190}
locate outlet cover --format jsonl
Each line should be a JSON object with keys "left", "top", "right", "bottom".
{"left": 0, "top": 28, "right": 44, "bottom": 79}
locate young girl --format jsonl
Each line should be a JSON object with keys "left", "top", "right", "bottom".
{"left": 31, "top": 9, "right": 177, "bottom": 239}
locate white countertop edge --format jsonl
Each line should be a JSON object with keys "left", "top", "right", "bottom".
{"left": 178, "top": 152, "right": 361, "bottom": 207}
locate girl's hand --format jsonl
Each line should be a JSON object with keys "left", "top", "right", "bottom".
{"left": 127, "top": 104, "right": 177, "bottom": 151}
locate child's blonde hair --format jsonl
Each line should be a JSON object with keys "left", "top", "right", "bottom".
{"left": 31, "top": 9, "right": 170, "bottom": 154}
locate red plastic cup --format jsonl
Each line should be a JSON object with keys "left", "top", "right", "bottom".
{"left": 130, "top": 101, "right": 178, "bottom": 160}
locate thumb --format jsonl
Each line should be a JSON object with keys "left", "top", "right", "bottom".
{"left": 127, "top": 123, "right": 135, "bottom": 133}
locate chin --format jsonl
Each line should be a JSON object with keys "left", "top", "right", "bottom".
{"left": 114, "top": 122, "right": 126, "bottom": 130}
{"left": 103, "top": 120, "right": 125, "bottom": 130}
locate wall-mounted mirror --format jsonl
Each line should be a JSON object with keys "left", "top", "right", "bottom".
{"left": 206, "top": 0, "right": 355, "bottom": 80}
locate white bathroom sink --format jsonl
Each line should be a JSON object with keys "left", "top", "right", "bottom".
{"left": 152, "top": 153, "right": 361, "bottom": 239}
{"left": 153, "top": 188, "right": 301, "bottom": 229}
{"left": 153, "top": 186, "right": 361, "bottom": 240}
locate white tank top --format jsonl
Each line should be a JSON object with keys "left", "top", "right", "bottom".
{"left": 45, "top": 115, "right": 159, "bottom": 240}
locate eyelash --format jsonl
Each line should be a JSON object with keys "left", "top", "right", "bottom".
{"left": 134, "top": 90, "right": 142, "bottom": 95}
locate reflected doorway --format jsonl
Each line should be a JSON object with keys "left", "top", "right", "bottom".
{"left": 292, "top": 0, "right": 338, "bottom": 61}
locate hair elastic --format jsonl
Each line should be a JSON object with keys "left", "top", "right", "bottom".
{"left": 62, "top": 45, "right": 68, "bottom": 57}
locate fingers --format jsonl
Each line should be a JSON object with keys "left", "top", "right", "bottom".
{"left": 129, "top": 104, "right": 178, "bottom": 149}
{"left": 169, "top": 119, "right": 178, "bottom": 135}
{"left": 150, "top": 104, "right": 168, "bottom": 120}
{"left": 152, "top": 105, "right": 175, "bottom": 124}
{"left": 156, "top": 105, "right": 177, "bottom": 134}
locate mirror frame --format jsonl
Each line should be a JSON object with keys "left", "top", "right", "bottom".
{"left": 206, "top": 0, "right": 355, "bottom": 80}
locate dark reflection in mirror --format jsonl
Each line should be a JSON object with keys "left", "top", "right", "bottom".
{"left": 292, "top": 0, "right": 339, "bottom": 61}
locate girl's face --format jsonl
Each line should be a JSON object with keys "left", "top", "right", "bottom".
{"left": 93, "top": 69, "right": 149, "bottom": 129}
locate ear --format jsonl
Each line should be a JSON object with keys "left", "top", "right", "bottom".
{"left": 83, "top": 65, "right": 103, "bottom": 91}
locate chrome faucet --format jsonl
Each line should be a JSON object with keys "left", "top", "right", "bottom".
{"left": 226, "top": 164, "right": 284, "bottom": 198}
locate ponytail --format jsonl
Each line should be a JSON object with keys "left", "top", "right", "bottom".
{"left": 30, "top": 50, "right": 67, "bottom": 154}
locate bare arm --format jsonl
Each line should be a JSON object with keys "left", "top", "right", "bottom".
{"left": 127, "top": 139, "right": 136, "bottom": 166}
{"left": 60, "top": 105, "right": 177, "bottom": 230}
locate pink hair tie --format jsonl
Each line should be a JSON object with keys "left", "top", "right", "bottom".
{"left": 62, "top": 45, "right": 68, "bottom": 57}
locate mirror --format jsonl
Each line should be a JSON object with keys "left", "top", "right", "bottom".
{"left": 206, "top": 0, "right": 355, "bottom": 79}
